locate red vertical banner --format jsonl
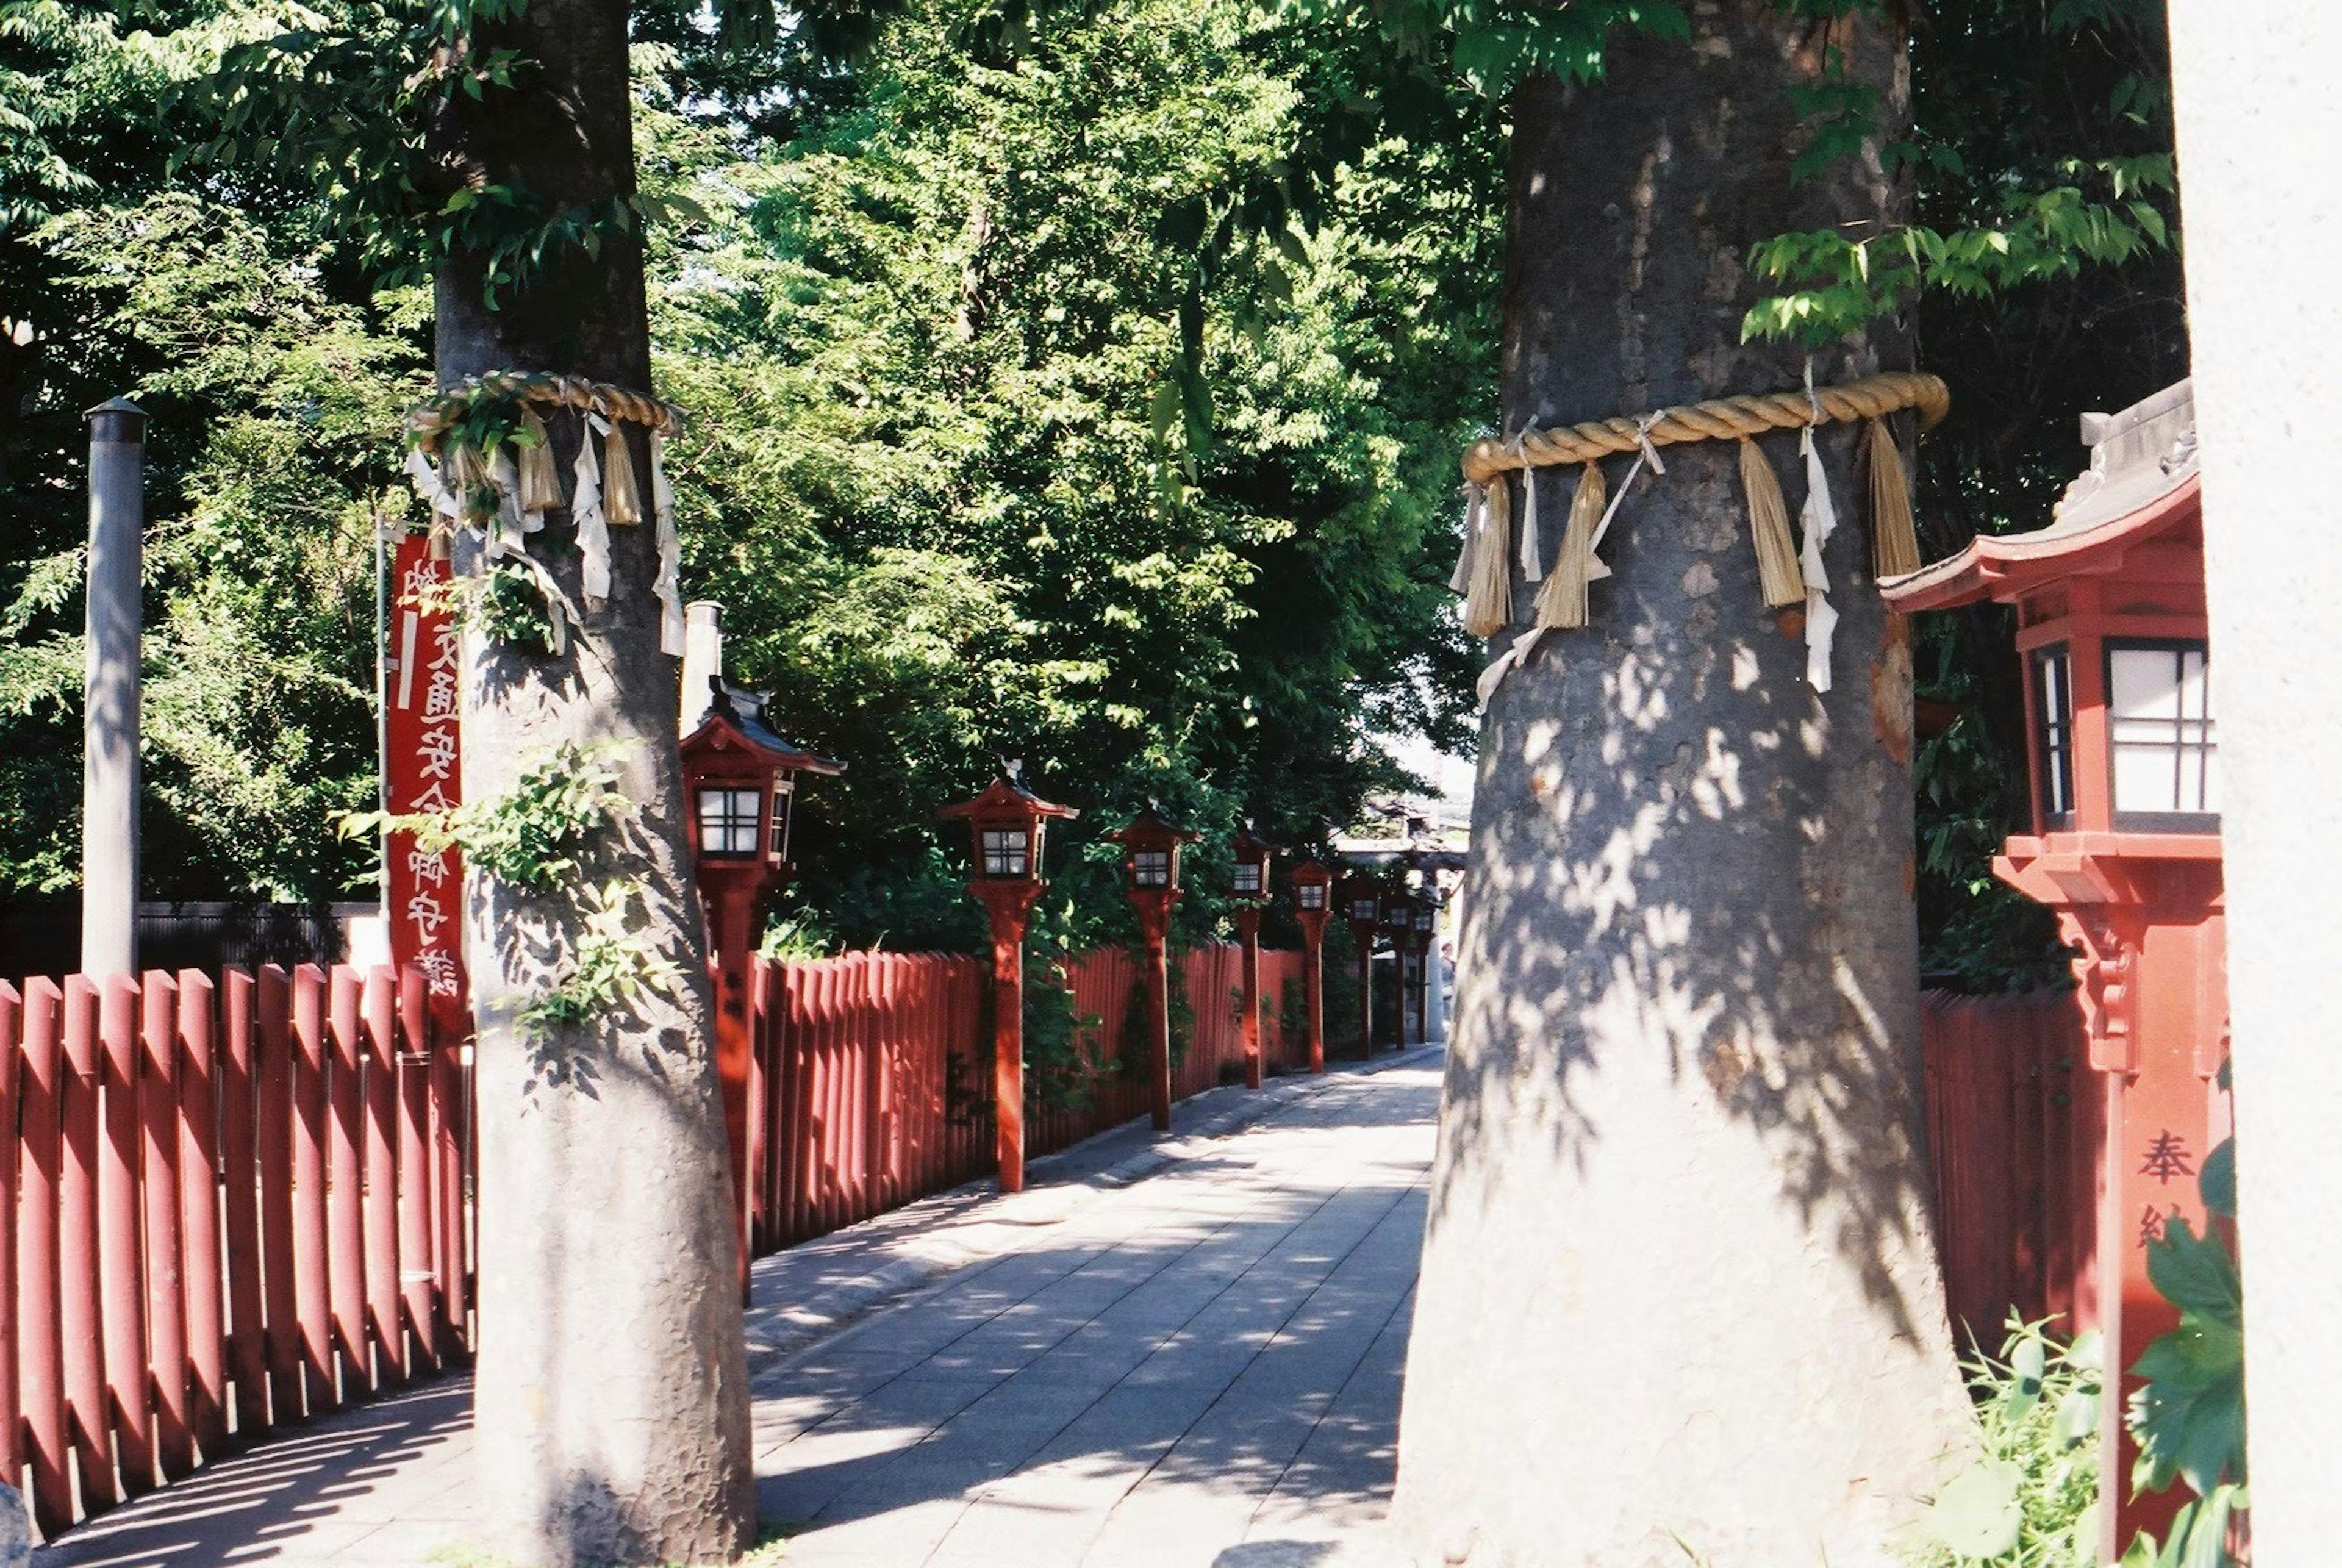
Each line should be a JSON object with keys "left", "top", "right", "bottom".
{"left": 384, "top": 535, "right": 467, "bottom": 1034}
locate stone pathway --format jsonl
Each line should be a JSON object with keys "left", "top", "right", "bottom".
{"left": 34, "top": 1050, "right": 1439, "bottom": 1568}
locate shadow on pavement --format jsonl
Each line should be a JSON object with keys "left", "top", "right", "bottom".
{"left": 33, "top": 1381, "right": 474, "bottom": 1568}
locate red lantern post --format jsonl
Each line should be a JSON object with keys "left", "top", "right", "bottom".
{"left": 1109, "top": 805, "right": 1200, "bottom": 1131}
{"left": 681, "top": 683, "right": 843, "bottom": 1291}
{"left": 1407, "top": 892, "right": 1441, "bottom": 1042}
{"left": 1882, "top": 382, "right": 2225, "bottom": 1557}
{"left": 941, "top": 770, "right": 1078, "bottom": 1194}
{"left": 1230, "top": 827, "right": 1278, "bottom": 1088}
{"left": 1290, "top": 861, "right": 1332, "bottom": 1073}
{"left": 1340, "top": 878, "right": 1381, "bottom": 1057}
{"left": 1383, "top": 895, "right": 1417, "bottom": 1050}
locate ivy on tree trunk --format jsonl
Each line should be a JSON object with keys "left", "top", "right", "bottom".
{"left": 429, "top": 0, "right": 756, "bottom": 1561}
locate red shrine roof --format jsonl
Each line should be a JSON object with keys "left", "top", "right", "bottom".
{"left": 682, "top": 681, "right": 846, "bottom": 775}
{"left": 939, "top": 770, "right": 1080, "bottom": 822}
{"left": 1105, "top": 802, "right": 1200, "bottom": 847}
{"left": 1883, "top": 379, "right": 2201, "bottom": 612}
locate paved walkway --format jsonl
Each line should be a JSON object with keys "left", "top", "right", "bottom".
{"left": 35, "top": 1050, "right": 1441, "bottom": 1568}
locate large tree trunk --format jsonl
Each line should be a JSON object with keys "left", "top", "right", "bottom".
{"left": 1388, "top": 9, "right": 1969, "bottom": 1565}
{"left": 431, "top": 0, "right": 756, "bottom": 1561}
{"left": 2168, "top": 2, "right": 2342, "bottom": 1556}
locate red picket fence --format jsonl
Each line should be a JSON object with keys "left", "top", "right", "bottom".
{"left": 743, "top": 943, "right": 1310, "bottom": 1253}
{"left": 8, "top": 952, "right": 2082, "bottom": 1538}
{"left": 1037, "top": 944, "right": 1309, "bottom": 1159}
{"left": 1, "top": 964, "right": 473, "bottom": 1538}
{"left": 745, "top": 951, "right": 993, "bottom": 1252}
{"left": 4, "top": 943, "right": 1305, "bottom": 1534}
{"left": 1920, "top": 987, "right": 2103, "bottom": 1350}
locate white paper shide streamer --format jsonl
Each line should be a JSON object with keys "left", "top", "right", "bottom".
{"left": 404, "top": 448, "right": 461, "bottom": 524}
{"left": 575, "top": 413, "right": 613, "bottom": 607}
{"left": 651, "top": 431, "right": 684, "bottom": 656}
{"left": 1796, "top": 363, "right": 1839, "bottom": 692}
{"left": 1513, "top": 435, "right": 1544, "bottom": 582}
{"left": 489, "top": 452, "right": 528, "bottom": 559}
{"left": 1798, "top": 426, "right": 1839, "bottom": 692}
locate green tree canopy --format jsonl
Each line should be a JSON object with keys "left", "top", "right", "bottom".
{"left": 0, "top": 0, "right": 2182, "bottom": 981}
{"left": 0, "top": 0, "right": 1498, "bottom": 951}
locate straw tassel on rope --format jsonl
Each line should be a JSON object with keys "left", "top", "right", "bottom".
{"left": 515, "top": 410, "right": 563, "bottom": 517}
{"left": 1865, "top": 417, "right": 1922, "bottom": 578}
{"left": 1461, "top": 473, "right": 1513, "bottom": 639}
{"left": 602, "top": 419, "right": 644, "bottom": 528}
{"left": 1449, "top": 369, "right": 1947, "bottom": 658}
{"left": 1736, "top": 436, "right": 1807, "bottom": 609}
{"left": 1534, "top": 460, "right": 1606, "bottom": 631}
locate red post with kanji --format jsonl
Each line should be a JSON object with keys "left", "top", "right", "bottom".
{"left": 1883, "top": 382, "right": 2227, "bottom": 1558}
{"left": 383, "top": 536, "right": 467, "bottom": 1035}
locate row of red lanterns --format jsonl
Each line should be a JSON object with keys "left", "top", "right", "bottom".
{"left": 936, "top": 769, "right": 1445, "bottom": 1192}
{"left": 677, "top": 693, "right": 1443, "bottom": 1232}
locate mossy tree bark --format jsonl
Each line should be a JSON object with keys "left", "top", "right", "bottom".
{"left": 428, "top": 0, "right": 755, "bottom": 1561}
{"left": 1388, "top": 8, "right": 1971, "bottom": 1565}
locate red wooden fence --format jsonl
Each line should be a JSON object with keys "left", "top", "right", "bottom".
{"left": 1921, "top": 987, "right": 2102, "bottom": 1350}
{"left": 7, "top": 952, "right": 2079, "bottom": 1538}
{"left": 1, "top": 965, "right": 474, "bottom": 1538}
{"left": 4, "top": 944, "right": 1304, "bottom": 1534}
{"left": 743, "top": 944, "right": 1309, "bottom": 1253}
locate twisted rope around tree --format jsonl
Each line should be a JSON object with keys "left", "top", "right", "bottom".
{"left": 400, "top": 370, "right": 689, "bottom": 657}
{"left": 1451, "top": 368, "right": 1950, "bottom": 708}
{"left": 405, "top": 370, "right": 686, "bottom": 448}
{"left": 1457, "top": 370, "right": 1948, "bottom": 485}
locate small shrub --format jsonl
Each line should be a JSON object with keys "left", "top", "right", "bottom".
{"left": 1906, "top": 1316, "right": 2102, "bottom": 1567}
{"left": 757, "top": 914, "right": 834, "bottom": 961}
{"left": 1277, "top": 975, "right": 1308, "bottom": 1049}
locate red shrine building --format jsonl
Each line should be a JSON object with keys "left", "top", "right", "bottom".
{"left": 1886, "top": 379, "right": 2227, "bottom": 1557}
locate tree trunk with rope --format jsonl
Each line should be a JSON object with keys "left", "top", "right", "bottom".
{"left": 1389, "top": 7, "right": 1971, "bottom": 1565}
{"left": 429, "top": 0, "right": 756, "bottom": 1560}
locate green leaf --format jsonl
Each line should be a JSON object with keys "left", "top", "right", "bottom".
{"left": 2199, "top": 1138, "right": 2235, "bottom": 1219}
{"left": 1921, "top": 1459, "right": 2024, "bottom": 1560}
{"left": 2008, "top": 1333, "right": 2048, "bottom": 1419}
{"left": 2127, "top": 1308, "right": 2246, "bottom": 1497}
{"left": 2052, "top": 1382, "right": 2100, "bottom": 1448}
{"left": 2144, "top": 1220, "right": 2241, "bottom": 1322}
{"left": 2180, "top": 1486, "right": 2242, "bottom": 1568}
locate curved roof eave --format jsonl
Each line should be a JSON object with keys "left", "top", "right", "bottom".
{"left": 1880, "top": 470, "right": 2202, "bottom": 613}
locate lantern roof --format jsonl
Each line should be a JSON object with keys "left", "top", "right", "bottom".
{"left": 1105, "top": 801, "right": 1201, "bottom": 850}
{"left": 940, "top": 769, "right": 1079, "bottom": 824}
{"left": 681, "top": 681, "right": 845, "bottom": 776}
{"left": 1231, "top": 823, "right": 1281, "bottom": 862}
{"left": 1883, "top": 379, "right": 2202, "bottom": 613}
{"left": 1289, "top": 857, "right": 1334, "bottom": 886}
